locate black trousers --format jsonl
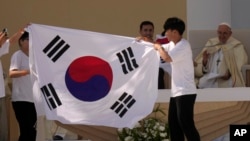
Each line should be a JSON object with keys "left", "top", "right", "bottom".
{"left": 12, "top": 101, "right": 37, "bottom": 141}
{"left": 158, "top": 68, "right": 165, "bottom": 89}
{"left": 168, "top": 94, "right": 200, "bottom": 141}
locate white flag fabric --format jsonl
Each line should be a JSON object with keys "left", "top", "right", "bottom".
{"left": 28, "top": 24, "right": 159, "bottom": 128}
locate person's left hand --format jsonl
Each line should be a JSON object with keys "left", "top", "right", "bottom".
{"left": 220, "top": 70, "right": 231, "bottom": 80}
{"left": 154, "top": 43, "right": 162, "bottom": 50}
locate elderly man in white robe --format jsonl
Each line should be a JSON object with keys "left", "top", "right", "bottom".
{"left": 194, "top": 23, "right": 248, "bottom": 88}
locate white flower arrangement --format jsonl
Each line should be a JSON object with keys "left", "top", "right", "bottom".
{"left": 117, "top": 104, "right": 170, "bottom": 141}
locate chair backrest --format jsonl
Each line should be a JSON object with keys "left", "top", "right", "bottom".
{"left": 188, "top": 29, "right": 250, "bottom": 63}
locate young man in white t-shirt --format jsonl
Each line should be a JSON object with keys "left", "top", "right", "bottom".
{"left": 9, "top": 31, "right": 37, "bottom": 141}
{"left": 154, "top": 17, "right": 200, "bottom": 141}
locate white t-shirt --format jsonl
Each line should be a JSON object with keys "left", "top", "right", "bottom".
{"left": 163, "top": 39, "right": 196, "bottom": 97}
{"left": 0, "top": 40, "right": 9, "bottom": 98}
{"left": 9, "top": 50, "right": 33, "bottom": 102}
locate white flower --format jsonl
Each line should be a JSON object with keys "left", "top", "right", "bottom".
{"left": 124, "top": 128, "right": 131, "bottom": 133}
{"left": 151, "top": 130, "right": 156, "bottom": 135}
{"left": 156, "top": 122, "right": 160, "bottom": 126}
{"left": 142, "top": 133, "right": 147, "bottom": 138}
{"left": 133, "top": 122, "right": 141, "bottom": 128}
{"left": 124, "top": 136, "right": 134, "bottom": 141}
{"left": 158, "top": 125, "right": 165, "bottom": 131}
{"left": 160, "top": 132, "right": 168, "bottom": 137}
{"left": 117, "top": 128, "right": 123, "bottom": 132}
{"left": 117, "top": 105, "right": 170, "bottom": 141}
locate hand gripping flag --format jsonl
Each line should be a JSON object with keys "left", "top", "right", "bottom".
{"left": 28, "top": 24, "right": 159, "bottom": 128}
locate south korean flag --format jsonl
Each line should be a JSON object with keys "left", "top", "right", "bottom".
{"left": 28, "top": 23, "right": 159, "bottom": 128}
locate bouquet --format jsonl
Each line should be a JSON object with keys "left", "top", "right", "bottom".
{"left": 117, "top": 104, "right": 170, "bottom": 141}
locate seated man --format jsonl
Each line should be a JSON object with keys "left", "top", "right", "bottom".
{"left": 194, "top": 22, "right": 248, "bottom": 88}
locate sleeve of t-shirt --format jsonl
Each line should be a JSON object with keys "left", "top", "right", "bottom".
{"left": 10, "top": 52, "right": 20, "bottom": 71}
{"left": 168, "top": 42, "right": 191, "bottom": 63}
{"left": 162, "top": 43, "right": 171, "bottom": 52}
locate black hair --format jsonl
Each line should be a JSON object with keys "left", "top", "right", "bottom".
{"left": 18, "top": 31, "right": 29, "bottom": 46}
{"left": 140, "top": 21, "right": 154, "bottom": 30}
{"left": 163, "top": 17, "right": 185, "bottom": 35}
{"left": 161, "top": 30, "right": 166, "bottom": 36}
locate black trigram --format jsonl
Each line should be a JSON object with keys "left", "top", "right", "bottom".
{"left": 43, "top": 35, "right": 70, "bottom": 62}
{"left": 41, "top": 83, "right": 62, "bottom": 110}
{"left": 110, "top": 92, "right": 136, "bottom": 118}
{"left": 116, "top": 47, "right": 139, "bottom": 74}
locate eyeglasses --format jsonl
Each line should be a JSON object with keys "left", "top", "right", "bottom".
{"left": 217, "top": 31, "right": 231, "bottom": 36}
